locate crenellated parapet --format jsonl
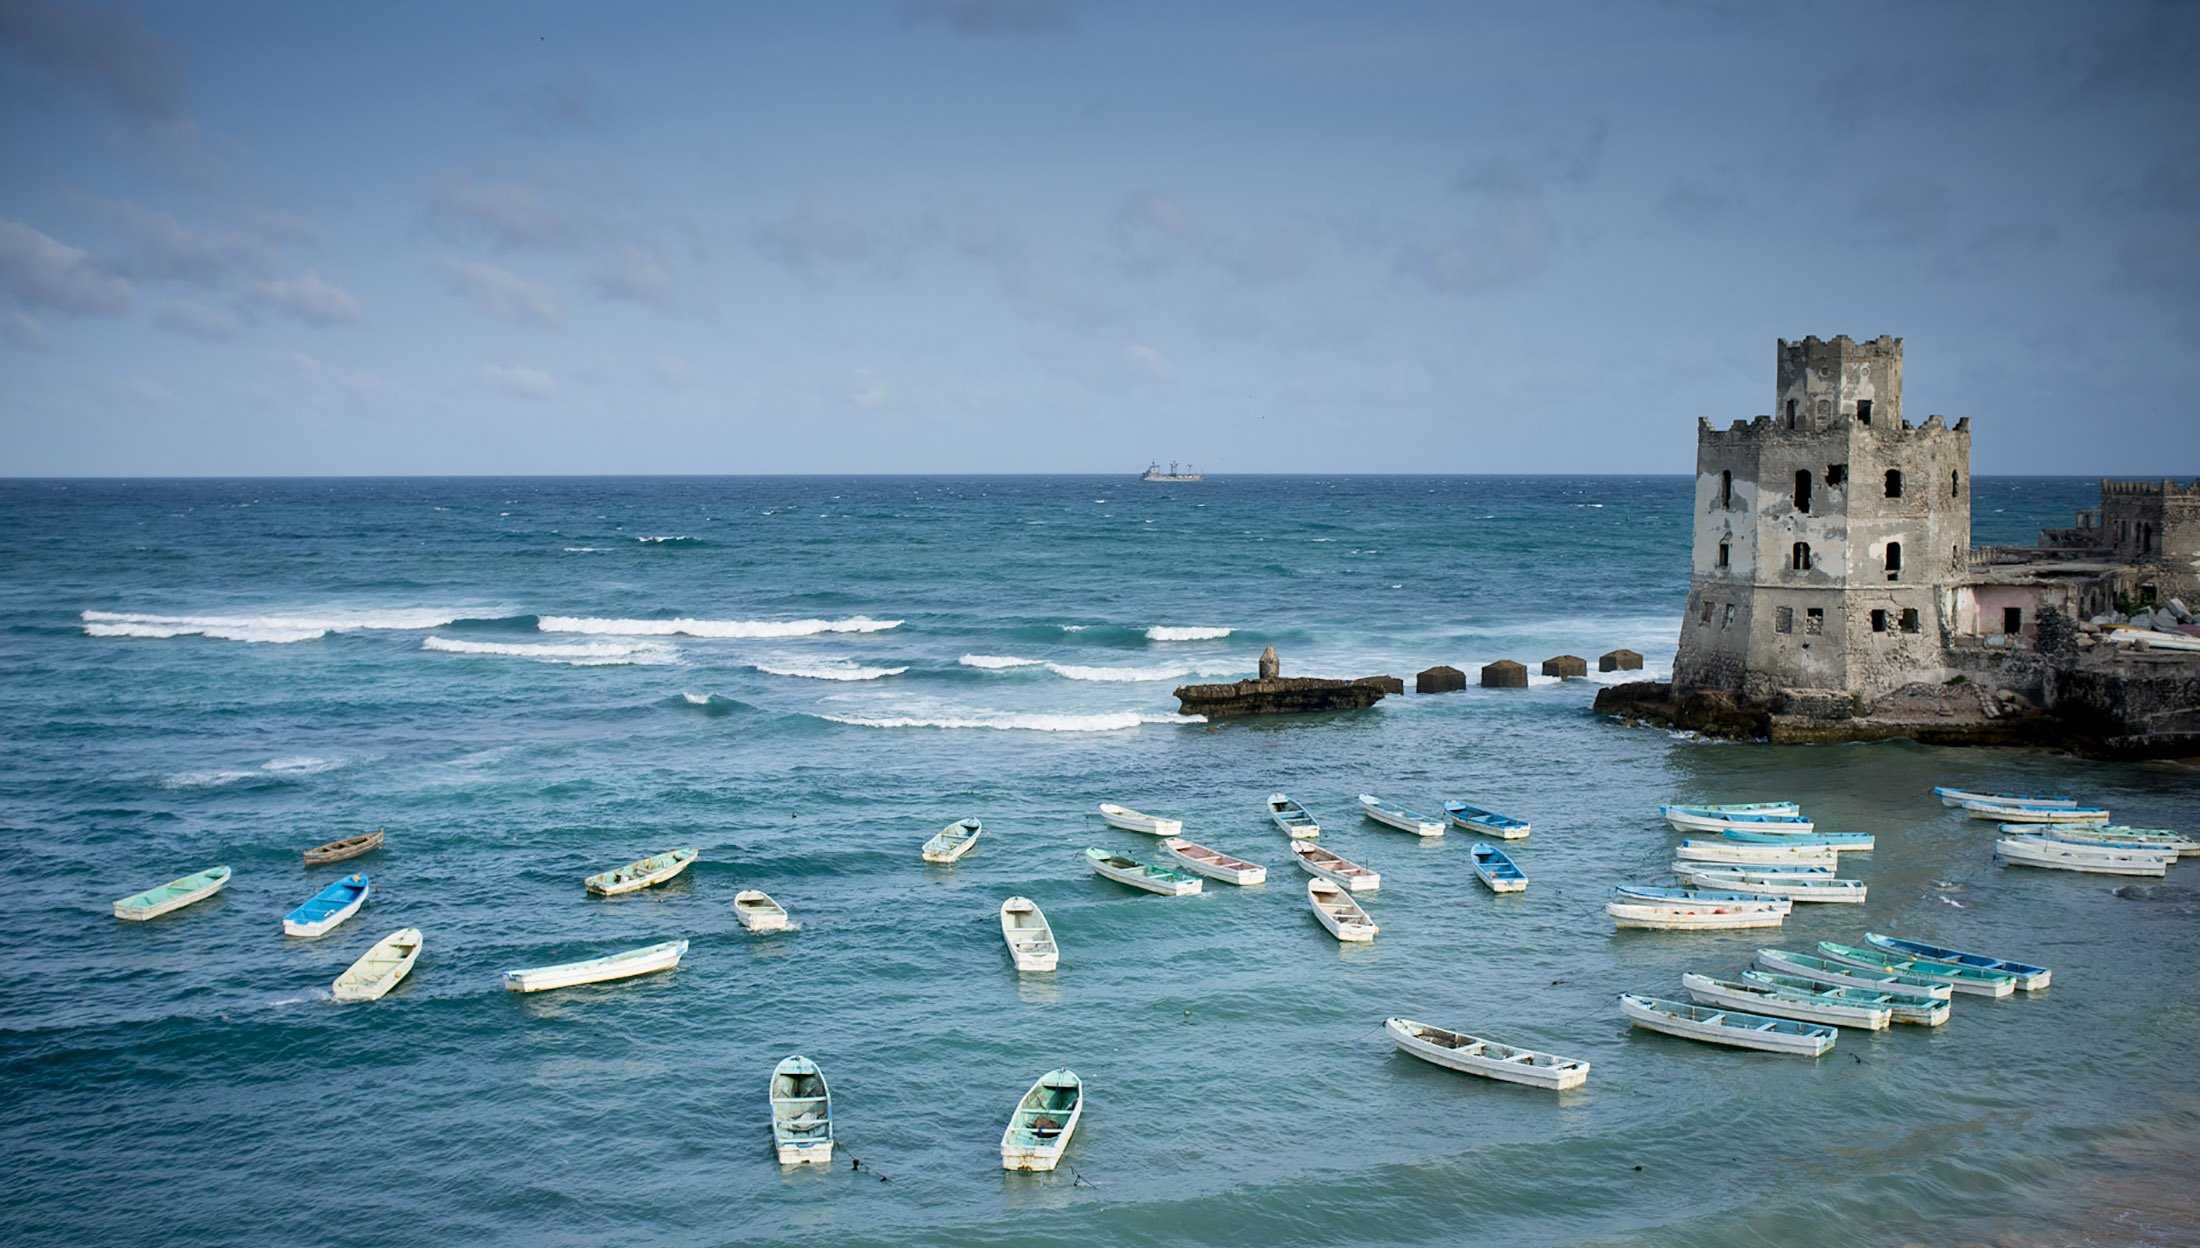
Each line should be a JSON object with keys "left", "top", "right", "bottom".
{"left": 2101, "top": 478, "right": 2200, "bottom": 497}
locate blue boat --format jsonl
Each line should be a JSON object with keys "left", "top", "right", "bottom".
{"left": 1864, "top": 932, "right": 2052, "bottom": 991}
{"left": 283, "top": 872, "right": 370, "bottom": 938}
{"left": 1444, "top": 801, "right": 1529, "bottom": 840}
{"left": 1469, "top": 843, "right": 1528, "bottom": 893}
{"left": 1721, "top": 830, "right": 1874, "bottom": 853}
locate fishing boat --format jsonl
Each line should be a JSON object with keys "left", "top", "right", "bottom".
{"left": 1308, "top": 878, "right": 1377, "bottom": 942}
{"left": 2091, "top": 825, "right": 2200, "bottom": 851}
{"left": 1443, "top": 801, "right": 1529, "bottom": 840}
{"left": 732, "top": 889, "right": 790, "bottom": 932}
{"left": 331, "top": 928, "right": 422, "bottom": 1002}
{"left": 1672, "top": 801, "right": 1801, "bottom": 815}
{"left": 1470, "top": 843, "right": 1528, "bottom": 893}
{"left": 303, "top": 829, "right": 383, "bottom": 866}
{"left": 1267, "top": 793, "right": 1320, "bottom": 839}
{"left": 1674, "top": 840, "right": 1839, "bottom": 867}
{"left": 1096, "top": 803, "right": 1181, "bottom": 836}
{"left": 1721, "top": 829, "right": 1875, "bottom": 853}
{"left": 1611, "top": 885, "right": 1790, "bottom": 914}
{"left": 1680, "top": 972, "right": 1891, "bottom": 1030}
{"left": 1964, "top": 801, "right": 2109, "bottom": 825}
{"left": 1608, "top": 901, "right": 1784, "bottom": 930}
{"left": 1659, "top": 806, "right": 1815, "bottom": 835}
{"left": 1619, "top": 992, "right": 1835, "bottom": 1056}
{"left": 283, "top": 873, "right": 370, "bottom": 938}
{"left": 1818, "top": 940, "right": 2017, "bottom": 998}
{"left": 1160, "top": 837, "right": 1266, "bottom": 885}
{"left": 1290, "top": 841, "right": 1379, "bottom": 892}
{"left": 1357, "top": 794, "right": 1445, "bottom": 838}
{"left": 112, "top": 865, "right": 231, "bottom": 921}
{"left": 502, "top": 939, "right": 688, "bottom": 993}
{"left": 769, "top": 1056, "right": 834, "bottom": 1166}
{"left": 922, "top": 819, "right": 983, "bottom": 864}
{"left": 585, "top": 847, "right": 698, "bottom": 895}
{"left": 1000, "top": 1069, "right": 1083, "bottom": 1171}
{"left": 1085, "top": 847, "right": 1201, "bottom": 896}
{"left": 1864, "top": 933, "right": 2051, "bottom": 991}
{"left": 1672, "top": 866, "right": 1866, "bottom": 903}
{"left": 1752, "top": 948, "right": 1953, "bottom": 1000}
{"left": 1741, "top": 968, "right": 1950, "bottom": 1026}
{"left": 1383, "top": 1018, "right": 1589, "bottom": 1090}
{"left": 999, "top": 897, "right": 1059, "bottom": 971}
{"left": 2015, "top": 825, "right": 2194, "bottom": 856}
{"left": 1995, "top": 835, "right": 2167, "bottom": 877}
{"left": 1933, "top": 786, "right": 2076, "bottom": 809}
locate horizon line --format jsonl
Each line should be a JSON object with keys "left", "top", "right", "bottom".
{"left": 0, "top": 470, "right": 2173, "bottom": 483}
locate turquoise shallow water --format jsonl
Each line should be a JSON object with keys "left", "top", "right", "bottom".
{"left": 2, "top": 474, "right": 2196, "bottom": 1247}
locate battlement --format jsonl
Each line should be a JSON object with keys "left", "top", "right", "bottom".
{"left": 2101, "top": 478, "right": 2200, "bottom": 498}
{"left": 1775, "top": 334, "right": 1903, "bottom": 366}
{"left": 1773, "top": 335, "right": 1903, "bottom": 433}
{"left": 1695, "top": 412, "right": 1968, "bottom": 446}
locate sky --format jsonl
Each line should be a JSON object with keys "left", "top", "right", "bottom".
{"left": 2, "top": 0, "right": 2196, "bottom": 476}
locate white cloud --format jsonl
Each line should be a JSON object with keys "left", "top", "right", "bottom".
{"left": 241, "top": 272, "right": 360, "bottom": 326}
{"left": 0, "top": 218, "right": 134, "bottom": 315}
{"left": 589, "top": 244, "right": 674, "bottom": 307}
{"left": 430, "top": 178, "right": 587, "bottom": 251}
{"left": 482, "top": 362, "right": 555, "bottom": 399}
{"left": 153, "top": 300, "right": 241, "bottom": 340}
{"left": 438, "top": 258, "right": 560, "bottom": 325}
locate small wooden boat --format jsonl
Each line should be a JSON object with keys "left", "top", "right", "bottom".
{"left": 1470, "top": 843, "right": 1527, "bottom": 893}
{"left": 2019, "top": 825, "right": 2193, "bottom": 856}
{"left": 1817, "top": 940, "right": 2017, "bottom": 998}
{"left": 1097, "top": 802, "right": 1181, "bottom": 836}
{"left": 1290, "top": 841, "right": 1379, "bottom": 892}
{"left": 1620, "top": 992, "right": 1835, "bottom": 1056}
{"left": 1085, "top": 847, "right": 1201, "bottom": 895}
{"left": 1308, "top": 877, "right": 1376, "bottom": 941}
{"left": 1000, "top": 1069, "right": 1082, "bottom": 1172}
{"left": 1995, "top": 835, "right": 2166, "bottom": 877}
{"left": 1673, "top": 866, "right": 1865, "bottom": 903}
{"left": 1357, "top": 794, "right": 1444, "bottom": 837}
{"left": 1934, "top": 786, "right": 2076, "bottom": 809}
{"left": 1161, "top": 837, "right": 1266, "bottom": 885}
{"left": 733, "top": 889, "right": 790, "bottom": 932}
{"left": 585, "top": 847, "right": 698, "bottom": 895}
{"left": 1721, "top": 830, "right": 1874, "bottom": 853}
{"left": 331, "top": 928, "right": 422, "bottom": 1002}
{"left": 502, "top": 939, "right": 688, "bottom": 992}
{"left": 1607, "top": 901, "right": 1784, "bottom": 930}
{"left": 1681, "top": 972, "right": 1890, "bottom": 1030}
{"left": 1611, "top": 885, "right": 1790, "bottom": 914}
{"left": 1444, "top": 801, "right": 1530, "bottom": 839}
{"left": 283, "top": 872, "right": 370, "bottom": 938}
{"left": 1267, "top": 793, "right": 1320, "bottom": 839}
{"left": 1752, "top": 948, "right": 1953, "bottom": 1000}
{"left": 1675, "top": 839, "right": 1839, "bottom": 867}
{"left": 1964, "top": 801, "right": 2109, "bottom": 825}
{"left": 113, "top": 865, "right": 231, "bottom": 921}
{"left": 1741, "top": 968, "right": 1949, "bottom": 1026}
{"left": 1864, "top": 933, "right": 2050, "bottom": 991}
{"left": 922, "top": 819, "right": 983, "bottom": 864}
{"left": 1673, "top": 801, "right": 1801, "bottom": 816}
{"left": 770, "top": 1056, "right": 834, "bottom": 1166}
{"left": 2091, "top": 825, "right": 2200, "bottom": 852}
{"left": 1000, "top": 896, "right": 1058, "bottom": 971}
{"left": 1384, "top": 1018, "right": 1589, "bottom": 1090}
{"left": 1660, "top": 806, "right": 1815, "bottom": 835}
{"left": 303, "top": 829, "right": 384, "bottom": 866}
{"left": 1672, "top": 860, "right": 1834, "bottom": 877}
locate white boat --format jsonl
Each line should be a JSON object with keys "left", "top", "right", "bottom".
{"left": 999, "top": 896, "right": 1059, "bottom": 971}
{"left": 1611, "top": 885, "right": 1790, "bottom": 915}
{"left": 113, "top": 865, "right": 231, "bottom": 921}
{"left": 2011, "top": 825, "right": 2195, "bottom": 856}
{"left": 1659, "top": 806, "right": 1815, "bottom": 835}
{"left": 1097, "top": 802, "right": 1182, "bottom": 836}
{"left": 1752, "top": 948, "right": 1953, "bottom": 1001}
{"left": 1290, "top": 841, "right": 1379, "bottom": 892}
{"left": 1933, "top": 786, "right": 2076, "bottom": 809}
{"left": 1267, "top": 793, "right": 1320, "bottom": 838}
{"left": 1308, "top": 878, "right": 1377, "bottom": 942}
{"left": 770, "top": 1056, "right": 834, "bottom": 1166}
{"left": 733, "top": 889, "right": 790, "bottom": 932}
{"left": 1160, "top": 837, "right": 1266, "bottom": 885}
{"left": 1384, "top": 1018, "right": 1589, "bottom": 1090}
{"left": 1964, "top": 801, "right": 2108, "bottom": 825}
{"left": 1470, "top": 843, "right": 1528, "bottom": 893}
{"left": 1607, "top": 901, "right": 1784, "bottom": 931}
{"left": 1674, "top": 840, "right": 1839, "bottom": 867}
{"left": 1681, "top": 972, "right": 1890, "bottom": 1030}
{"left": 502, "top": 939, "right": 688, "bottom": 993}
{"left": 1672, "top": 866, "right": 1866, "bottom": 903}
{"left": 1000, "top": 1069, "right": 1083, "bottom": 1172}
{"left": 1817, "top": 940, "right": 2017, "bottom": 998}
{"left": 1995, "top": 836, "right": 2166, "bottom": 877}
{"left": 1672, "top": 801, "right": 1802, "bottom": 815}
{"left": 1357, "top": 794, "right": 1444, "bottom": 838}
{"left": 1741, "top": 968, "right": 1950, "bottom": 1026}
{"left": 585, "top": 848, "right": 698, "bottom": 896}
{"left": 923, "top": 818, "right": 983, "bottom": 864}
{"left": 331, "top": 928, "right": 423, "bottom": 1003}
{"left": 1084, "top": 847, "right": 1201, "bottom": 895}
{"left": 1620, "top": 992, "right": 1835, "bottom": 1056}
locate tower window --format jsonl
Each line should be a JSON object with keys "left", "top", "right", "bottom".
{"left": 1722, "top": 604, "right": 1735, "bottom": 627}
{"left": 1700, "top": 600, "right": 1713, "bottom": 624}
{"left": 1794, "top": 469, "right": 1812, "bottom": 514}
{"left": 1805, "top": 608, "right": 1825, "bottom": 635}
{"left": 1791, "top": 541, "right": 1811, "bottom": 571}
{"left": 1871, "top": 609, "right": 1888, "bottom": 632}
{"left": 1884, "top": 468, "right": 1903, "bottom": 498}
{"left": 1901, "top": 608, "right": 1921, "bottom": 633}
{"left": 1885, "top": 541, "right": 1902, "bottom": 580}
{"left": 1857, "top": 399, "right": 1873, "bottom": 426}
{"left": 1776, "top": 606, "right": 1794, "bottom": 634}
{"left": 1826, "top": 463, "right": 1846, "bottom": 487}
{"left": 1785, "top": 398, "right": 1797, "bottom": 428}
{"left": 1717, "top": 541, "right": 1730, "bottom": 569}
{"left": 2002, "top": 606, "right": 2023, "bottom": 635}
{"left": 1720, "top": 469, "right": 1732, "bottom": 509}
{"left": 1950, "top": 470, "right": 1960, "bottom": 498}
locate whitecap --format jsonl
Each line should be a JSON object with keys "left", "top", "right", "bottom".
{"left": 753, "top": 661, "right": 908, "bottom": 681}
{"left": 817, "top": 711, "right": 1198, "bottom": 732}
{"left": 1146, "top": 626, "right": 1232, "bottom": 642}
{"left": 562, "top": 546, "right": 604, "bottom": 553}
{"left": 83, "top": 608, "right": 464, "bottom": 644}
{"left": 538, "top": 615, "right": 901, "bottom": 639}
{"left": 960, "top": 654, "right": 1046, "bottom": 669}
{"left": 162, "top": 756, "right": 345, "bottom": 789}
{"left": 423, "top": 636, "right": 675, "bottom": 666}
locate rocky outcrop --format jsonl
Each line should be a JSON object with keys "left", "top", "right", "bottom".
{"left": 1542, "top": 655, "right": 1588, "bottom": 679}
{"left": 1258, "top": 646, "right": 1280, "bottom": 679}
{"left": 1600, "top": 648, "right": 1644, "bottom": 672}
{"left": 1416, "top": 665, "right": 1466, "bottom": 694}
{"left": 1481, "top": 660, "right": 1528, "bottom": 688}
{"left": 1362, "top": 675, "right": 1406, "bottom": 695}
{"left": 1174, "top": 675, "right": 1394, "bottom": 718}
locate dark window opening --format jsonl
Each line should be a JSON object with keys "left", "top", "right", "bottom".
{"left": 1776, "top": 606, "right": 1794, "bottom": 634}
{"left": 1950, "top": 470, "right": 1960, "bottom": 498}
{"left": 2140, "top": 584, "right": 2158, "bottom": 606}
{"left": 1856, "top": 399, "right": 1873, "bottom": 426}
{"left": 1785, "top": 398, "right": 1797, "bottom": 428}
{"left": 1885, "top": 541, "right": 1902, "bottom": 581}
{"left": 1826, "top": 463, "right": 1846, "bottom": 487}
{"left": 1700, "top": 599, "right": 1713, "bottom": 624}
{"left": 1805, "top": 608, "right": 1825, "bottom": 636}
{"left": 1791, "top": 541, "right": 1811, "bottom": 571}
{"left": 1717, "top": 541, "right": 1730, "bottom": 569}
{"left": 1720, "top": 469, "right": 1732, "bottom": 509}
{"left": 1884, "top": 468, "right": 1903, "bottom": 498}
{"left": 1871, "top": 609, "right": 1888, "bottom": 633}
{"left": 2002, "top": 606, "right": 2023, "bottom": 635}
{"left": 1901, "top": 608, "right": 1921, "bottom": 633}
{"left": 1794, "top": 469, "right": 1812, "bottom": 514}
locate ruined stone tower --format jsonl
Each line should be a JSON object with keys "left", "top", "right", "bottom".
{"left": 1672, "top": 336, "right": 1973, "bottom": 701}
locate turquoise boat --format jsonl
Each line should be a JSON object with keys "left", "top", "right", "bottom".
{"left": 1933, "top": 786, "right": 2075, "bottom": 809}
{"left": 1864, "top": 933, "right": 2051, "bottom": 991}
{"left": 283, "top": 872, "right": 370, "bottom": 938}
{"left": 113, "top": 865, "right": 231, "bottom": 921}
{"left": 1741, "top": 968, "right": 1950, "bottom": 1026}
{"left": 1445, "top": 801, "right": 1529, "bottom": 839}
{"left": 1721, "top": 830, "right": 1874, "bottom": 852}
{"left": 1817, "top": 940, "right": 2017, "bottom": 998}
{"left": 1469, "top": 843, "right": 1527, "bottom": 893}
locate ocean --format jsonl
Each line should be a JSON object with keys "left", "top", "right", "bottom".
{"left": 2, "top": 474, "right": 2195, "bottom": 1247}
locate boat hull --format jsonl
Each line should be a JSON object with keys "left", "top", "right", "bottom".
{"left": 733, "top": 890, "right": 790, "bottom": 932}
{"left": 1309, "top": 880, "right": 1376, "bottom": 941}
{"left": 1607, "top": 901, "right": 1783, "bottom": 930}
{"left": 923, "top": 821, "right": 983, "bottom": 864}
{"left": 331, "top": 928, "right": 422, "bottom": 1002}
{"left": 1681, "top": 973, "right": 1889, "bottom": 1030}
{"left": 1934, "top": 787, "right": 2075, "bottom": 809}
{"left": 303, "top": 830, "right": 384, "bottom": 866}
{"left": 1753, "top": 950, "right": 1953, "bottom": 1000}
{"left": 1995, "top": 837, "right": 2165, "bottom": 877}
{"left": 1621, "top": 993, "right": 1835, "bottom": 1056}
{"left": 1087, "top": 851, "right": 1201, "bottom": 895}
{"left": 1098, "top": 804, "right": 1181, "bottom": 836}
{"left": 1384, "top": 1018, "right": 1589, "bottom": 1090}
{"left": 284, "top": 876, "right": 370, "bottom": 938}
{"left": 1359, "top": 796, "right": 1444, "bottom": 837}
{"left": 1965, "top": 802, "right": 2109, "bottom": 824}
{"left": 1673, "top": 867, "right": 1865, "bottom": 903}
{"left": 1161, "top": 837, "right": 1265, "bottom": 885}
{"left": 1862, "top": 933, "right": 2049, "bottom": 990}
{"left": 1612, "top": 885, "right": 1791, "bottom": 913}
{"left": 585, "top": 849, "right": 698, "bottom": 895}
{"left": 1000, "top": 1071, "right": 1082, "bottom": 1172}
{"left": 1000, "top": 898, "right": 1059, "bottom": 971}
{"left": 1470, "top": 845, "right": 1528, "bottom": 893}
{"left": 1818, "top": 942, "right": 2017, "bottom": 998}
{"left": 503, "top": 940, "right": 688, "bottom": 992}
{"left": 1675, "top": 841, "right": 1839, "bottom": 867}
{"left": 1291, "top": 844, "right": 1379, "bottom": 892}
{"left": 1741, "top": 969, "right": 1949, "bottom": 1025}
{"left": 1661, "top": 808, "right": 1816, "bottom": 835}
{"left": 113, "top": 867, "right": 231, "bottom": 921}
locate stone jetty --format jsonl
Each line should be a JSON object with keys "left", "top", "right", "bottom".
{"left": 1174, "top": 650, "right": 1397, "bottom": 718}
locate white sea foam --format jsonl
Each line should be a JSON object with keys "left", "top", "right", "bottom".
{"left": 753, "top": 661, "right": 908, "bottom": 681}
{"left": 82, "top": 608, "right": 462, "bottom": 644}
{"left": 423, "top": 636, "right": 675, "bottom": 665}
{"left": 1146, "top": 626, "right": 1232, "bottom": 642}
{"left": 162, "top": 756, "right": 344, "bottom": 789}
{"left": 960, "top": 654, "right": 1046, "bottom": 669}
{"left": 561, "top": 546, "right": 604, "bottom": 553}
{"left": 818, "top": 711, "right": 1198, "bottom": 732}
{"left": 681, "top": 691, "right": 715, "bottom": 705}
{"left": 537, "top": 615, "right": 901, "bottom": 639}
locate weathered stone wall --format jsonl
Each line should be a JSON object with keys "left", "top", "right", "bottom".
{"left": 1776, "top": 334, "right": 1903, "bottom": 432}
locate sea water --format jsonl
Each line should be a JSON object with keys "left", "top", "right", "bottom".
{"left": 1, "top": 475, "right": 2194, "bottom": 1247}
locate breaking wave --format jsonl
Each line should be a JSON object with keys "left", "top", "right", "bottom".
{"left": 423, "top": 636, "right": 676, "bottom": 666}
{"left": 753, "top": 661, "right": 908, "bottom": 681}
{"left": 815, "top": 711, "right": 1200, "bottom": 732}
{"left": 81, "top": 608, "right": 463, "bottom": 645}
{"left": 960, "top": 654, "right": 1045, "bottom": 669}
{"left": 1146, "top": 626, "right": 1232, "bottom": 641}
{"left": 959, "top": 654, "right": 1238, "bottom": 682}
{"left": 634, "top": 535, "right": 707, "bottom": 546}
{"left": 162, "top": 755, "right": 344, "bottom": 789}
{"left": 537, "top": 615, "right": 902, "bottom": 639}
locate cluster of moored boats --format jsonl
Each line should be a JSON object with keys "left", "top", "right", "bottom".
{"left": 1933, "top": 787, "right": 2196, "bottom": 877}
{"left": 1605, "top": 802, "right": 1869, "bottom": 931}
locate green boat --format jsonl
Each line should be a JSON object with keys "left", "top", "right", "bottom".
{"left": 1817, "top": 940, "right": 2017, "bottom": 998}
{"left": 1740, "top": 968, "right": 1950, "bottom": 1026}
{"left": 113, "top": 865, "right": 232, "bottom": 921}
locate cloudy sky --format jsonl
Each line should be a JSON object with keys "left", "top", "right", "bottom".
{"left": 2, "top": 1, "right": 2195, "bottom": 475}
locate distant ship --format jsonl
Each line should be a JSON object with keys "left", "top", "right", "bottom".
{"left": 1140, "top": 461, "right": 1204, "bottom": 482}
